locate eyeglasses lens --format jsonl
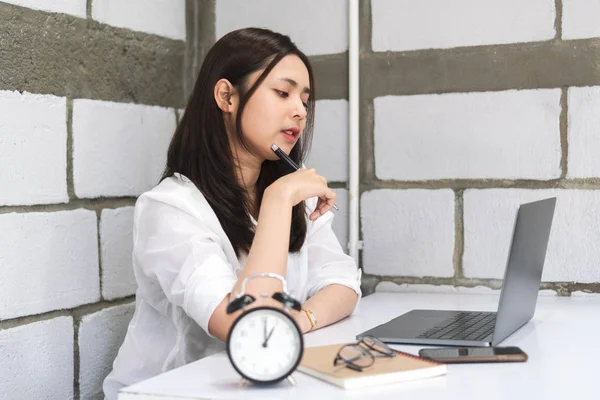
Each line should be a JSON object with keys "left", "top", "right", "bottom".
{"left": 339, "top": 345, "right": 372, "bottom": 368}
{"left": 363, "top": 336, "right": 394, "bottom": 355}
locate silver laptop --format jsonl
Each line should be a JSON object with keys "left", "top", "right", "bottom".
{"left": 357, "top": 197, "right": 556, "bottom": 347}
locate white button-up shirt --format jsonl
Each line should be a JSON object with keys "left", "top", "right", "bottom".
{"left": 103, "top": 174, "right": 362, "bottom": 399}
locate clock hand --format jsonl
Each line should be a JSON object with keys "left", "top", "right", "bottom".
{"left": 263, "top": 317, "right": 267, "bottom": 343}
{"left": 262, "top": 321, "right": 277, "bottom": 348}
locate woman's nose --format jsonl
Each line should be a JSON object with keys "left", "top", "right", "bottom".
{"left": 293, "top": 98, "right": 307, "bottom": 119}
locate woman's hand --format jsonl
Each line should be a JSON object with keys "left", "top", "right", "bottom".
{"left": 267, "top": 168, "right": 336, "bottom": 221}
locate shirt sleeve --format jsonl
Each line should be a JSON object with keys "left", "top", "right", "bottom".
{"left": 133, "top": 194, "right": 238, "bottom": 337}
{"left": 304, "top": 197, "right": 362, "bottom": 309}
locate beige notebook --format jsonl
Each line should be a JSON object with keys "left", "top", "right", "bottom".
{"left": 297, "top": 343, "right": 447, "bottom": 389}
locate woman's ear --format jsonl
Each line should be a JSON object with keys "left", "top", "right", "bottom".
{"left": 214, "top": 79, "right": 237, "bottom": 113}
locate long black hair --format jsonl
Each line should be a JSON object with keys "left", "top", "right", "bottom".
{"left": 162, "top": 28, "right": 316, "bottom": 257}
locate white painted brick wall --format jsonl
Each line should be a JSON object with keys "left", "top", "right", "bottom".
{"left": 306, "top": 100, "right": 348, "bottom": 182}
{"left": 92, "top": 0, "right": 186, "bottom": 40}
{"left": 0, "top": 210, "right": 100, "bottom": 319}
{"left": 371, "top": 0, "right": 556, "bottom": 51}
{"left": 215, "top": 0, "right": 347, "bottom": 56}
{"left": 0, "top": 317, "right": 73, "bottom": 400}
{"left": 0, "top": 91, "right": 68, "bottom": 206}
{"left": 374, "top": 90, "right": 562, "bottom": 181}
{"left": 101, "top": 207, "right": 136, "bottom": 300}
{"left": 79, "top": 303, "right": 135, "bottom": 400}
{"left": 331, "top": 189, "right": 348, "bottom": 254}
{"left": 361, "top": 189, "right": 455, "bottom": 277}
{"left": 1, "top": 0, "right": 86, "bottom": 18}
{"left": 73, "top": 100, "right": 176, "bottom": 198}
{"left": 562, "top": 0, "right": 600, "bottom": 40}
{"left": 463, "top": 189, "right": 600, "bottom": 283}
{"left": 567, "top": 86, "right": 600, "bottom": 178}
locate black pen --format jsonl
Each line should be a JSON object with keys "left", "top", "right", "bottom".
{"left": 271, "top": 144, "right": 339, "bottom": 211}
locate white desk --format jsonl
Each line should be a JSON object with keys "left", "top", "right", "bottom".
{"left": 119, "top": 292, "right": 599, "bottom": 399}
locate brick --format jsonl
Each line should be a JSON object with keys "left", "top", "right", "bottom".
{"left": 0, "top": 317, "right": 73, "bottom": 400}
{"left": 361, "top": 189, "right": 455, "bottom": 277}
{"left": 0, "top": 210, "right": 100, "bottom": 319}
{"left": 463, "top": 189, "right": 600, "bottom": 282}
{"left": 331, "top": 189, "right": 348, "bottom": 254}
{"left": 306, "top": 100, "right": 348, "bottom": 182}
{"left": 215, "top": 0, "right": 347, "bottom": 56}
{"left": 73, "top": 99, "right": 176, "bottom": 198}
{"left": 562, "top": 0, "right": 600, "bottom": 40}
{"left": 1, "top": 0, "right": 86, "bottom": 17}
{"left": 371, "top": 0, "right": 555, "bottom": 51}
{"left": 92, "top": 0, "right": 186, "bottom": 40}
{"left": 101, "top": 207, "right": 136, "bottom": 300}
{"left": 79, "top": 303, "right": 135, "bottom": 400}
{"left": 0, "top": 91, "right": 68, "bottom": 206}
{"left": 374, "top": 90, "right": 562, "bottom": 180}
{"left": 567, "top": 86, "right": 600, "bottom": 178}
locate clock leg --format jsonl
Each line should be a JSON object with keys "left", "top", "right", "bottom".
{"left": 287, "top": 375, "right": 297, "bottom": 386}
{"left": 238, "top": 378, "right": 251, "bottom": 387}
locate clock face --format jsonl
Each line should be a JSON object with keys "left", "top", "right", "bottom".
{"left": 227, "top": 306, "right": 303, "bottom": 384}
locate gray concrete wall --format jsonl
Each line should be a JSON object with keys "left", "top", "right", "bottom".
{"left": 0, "top": 1, "right": 186, "bottom": 398}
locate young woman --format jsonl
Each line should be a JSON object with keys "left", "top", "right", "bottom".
{"left": 103, "top": 28, "right": 361, "bottom": 399}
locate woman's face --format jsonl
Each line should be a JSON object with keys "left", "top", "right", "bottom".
{"left": 237, "top": 54, "right": 310, "bottom": 161}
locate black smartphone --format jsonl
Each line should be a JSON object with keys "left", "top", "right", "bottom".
{"left": 418, "top": 346, "right": 528, "bottom": 364}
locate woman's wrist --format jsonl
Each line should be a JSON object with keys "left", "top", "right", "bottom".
{"left": 264, "top": 182, "right": 294, "bottom": 209}
{"left": 293, "top": 309, "right": 311, "bottom": 333}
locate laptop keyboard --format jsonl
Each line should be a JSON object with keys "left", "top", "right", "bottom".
{"left": 417, "top": 311, "right": 497, "bottom": 341}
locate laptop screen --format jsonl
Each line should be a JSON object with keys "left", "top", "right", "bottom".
{"left": 492, "top": 197, "right": 556, "bottom": 345}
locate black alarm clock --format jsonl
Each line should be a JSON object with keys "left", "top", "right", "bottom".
{"left": 226, "top": 273, "right": 303, "bottom": 385}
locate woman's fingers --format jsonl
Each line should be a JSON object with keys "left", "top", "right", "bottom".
{"left": 309, "top": 192, "right": 336, "bottom": 221}
{"left": 284, "top": 168, "right": 336, "bottom": 220}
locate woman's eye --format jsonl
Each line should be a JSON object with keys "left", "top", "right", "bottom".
{"left": 302, "top": 102, "right": 309, "bottom": 110}
{"left": 275, "top": 90, "right": 289, "bottom": 98}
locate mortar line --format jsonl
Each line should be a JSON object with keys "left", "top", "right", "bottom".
{"left": 96, "top": 210, "right": 104, "bottom": 301}
{"left": 360, "top": 0, "right": 373, "bottom": 54}
{"left": 453, "top": 190, "right": 465, "bottom": 279}
{"left": 361, "top": 274, "right": 600, "bottom": 295}
{"left": 364, "top": 178, "right": 600, "bottom": 190}
{"left": 559, "top": 87, "right": 569, "bottom": 178}
{"left": 73, "top": 317, "right": 81, "bottom": 400}
{"left": 0, "top": 198, "right": 137, "bottom": 215}
{"left": 363, "top": 99, "right": 376, "bottom": 183}
{"left": 0, "top": 296, "right": 135, "bottom": 330}
{"left": 554, "top": 0, "right": 563, "bottom": 40}
{"left": 4, "top": 176, "right": 600, "bottom": 215}
{"left": 359, "top": 273, "right": 381, "bottom": 297}
{"left": 362, "top": 38, "right": 600, "bottom": 99}
{"left": 358, "top": 99, "right": 375, "bottom": 273}
{"left": 66, "top": 99, "right": 76, "bottom": 200}
{"left": 326, "top": 181, "right": 347, "bottom": 189}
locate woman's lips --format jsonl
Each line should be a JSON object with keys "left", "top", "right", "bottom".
{"left": 281, "top": 131, "right": 297, "bottom": 142}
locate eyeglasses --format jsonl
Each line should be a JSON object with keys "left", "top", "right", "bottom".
{"left": 333, "top": 335, "right": 396, "bottom": 372}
